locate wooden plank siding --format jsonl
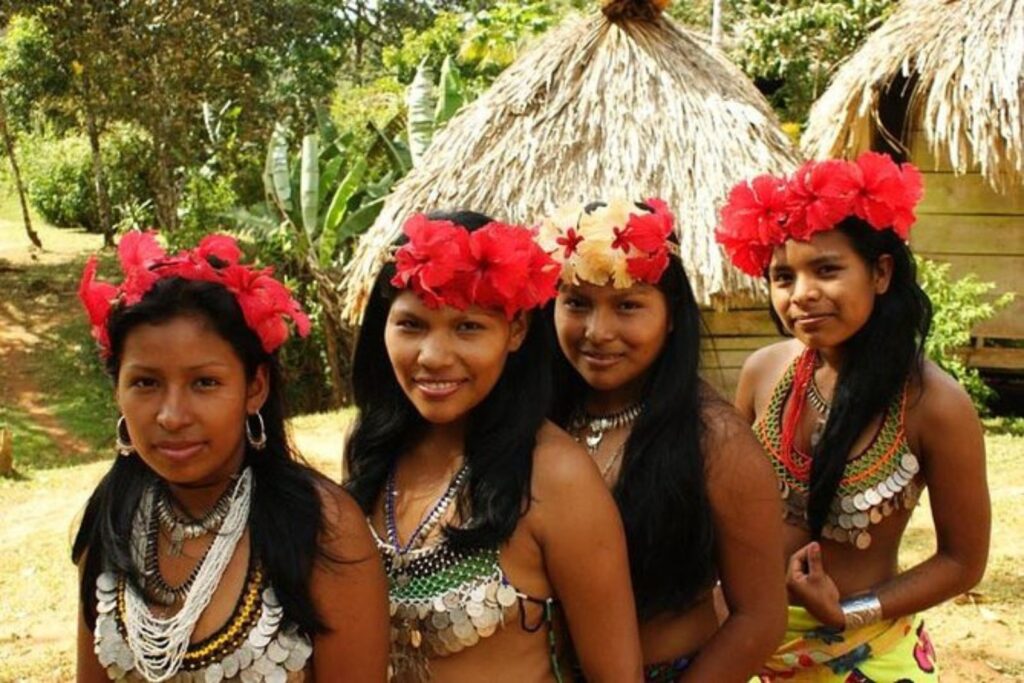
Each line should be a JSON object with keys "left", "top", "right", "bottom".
{"left": 908, "top": 145, "right": 1024, "bottom": 369}
{"left": 700, "top": 307, "right": 786, "bottom": 398}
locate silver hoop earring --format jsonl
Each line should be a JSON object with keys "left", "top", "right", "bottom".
{"left": 115, "top": 416, "right": 135, "bottom": 457}
{"left": 246, "top": 411, "right": 267, "bottom": 451}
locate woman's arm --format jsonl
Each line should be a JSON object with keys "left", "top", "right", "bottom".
{"left": 789, "top": 365, "right": 991, "bottom": 628}
{"left": 531, "top": 429, "right": 644, "bottom": 683}
{"left": 76, "top": 550, "right": 108, "bottom": 683}
{"left": 680, "top": 409, "right": 787, "bottom": 682}
{"left": 309, "top": 484, "right": 390, "bottom": 681}
{"left": 873, "top": 365, "right": 990, "bottom": 618}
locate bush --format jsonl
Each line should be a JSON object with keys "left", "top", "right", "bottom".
{"left": 19, "top": 124, "right": 154, "bottom": 232}
{"left": 918, "top": 256, "right": 1015, "bottom": 412}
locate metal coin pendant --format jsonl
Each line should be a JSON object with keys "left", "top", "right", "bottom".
{"left": 585, "top": 431, "right": 603, "bottom": 451}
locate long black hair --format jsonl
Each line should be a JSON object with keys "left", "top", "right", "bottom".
{"left": 344, "top": 211, "right": 552, "bottom": 550}
{"left": 72, "top": 275, "right": 336, "bottom": 634}
{"left": 769, "top": 218, "right": 933, "bottom": 538}
{"left": 547, "top": 233, "right": 717, "bottom": 621}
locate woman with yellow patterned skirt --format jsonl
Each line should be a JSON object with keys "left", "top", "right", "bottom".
{"left": 719, "top": 153, "right": 991, "bottom": 681}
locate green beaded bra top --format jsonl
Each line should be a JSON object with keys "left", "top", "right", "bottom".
{"left": 372, "top": 464, "right": 562, "bottom": 682}
{"left": 753, "top": 350, "right": 923, "bottom": 549}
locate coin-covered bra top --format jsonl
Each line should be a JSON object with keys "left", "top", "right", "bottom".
{"left": 373, "top": 464, "right": 563, "bottom": 682}
{"left": 93, "top": 557, "right": 313, "bottom": 682}
{"left": 753, "top": 354, "right": 922, "bottom": 549}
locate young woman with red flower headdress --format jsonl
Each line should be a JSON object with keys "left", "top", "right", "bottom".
{"left": 345, "top": 210, "right": 644, "bottom": 682}
{"left": 719, "top": 153, "right": 991, "bottom": 681}
{"left": 540, "top": 197, "right": 787, "bottom": 682}
{"left": 74, "top": 232, "right": 389, "bottom": 682}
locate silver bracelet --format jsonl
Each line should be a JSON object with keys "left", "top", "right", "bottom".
{"left": 840, "top": 592, "right": 883, "bottom": 630}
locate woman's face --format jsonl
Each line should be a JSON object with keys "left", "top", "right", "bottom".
{"left": 115, "top": 314, "right": 267, "bottom": 486}
{"left": 554, "top": 281, "right": 670, "bottom": 403}
{"left": 384, "top": 291, "right": 527, "bottom": 426}
{"left": 769, "top": 229, "right": 893, "bottom": 350}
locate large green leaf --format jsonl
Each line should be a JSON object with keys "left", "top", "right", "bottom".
{"left": 299, "top": 134, "right": 320, "bottom": 239}
{"left": 319, "top": 155, "right": 344, "bottom": 208}
{"left": 367, "top": 119, "right": 411, "bottom": 175}
{"left": 407, "top": 59, "right": 437, "bottom": 167}
{"left": 339, "top": 197, "right": 385, "bottom": 242}
{"left": 434, "top": 56, "right": 465, "bottom": 128}
{"left": 264, "top": 123, "right": 292, "bottom": 211}
{"left": 319, "top": 158, "right": 368, "bottom": 266}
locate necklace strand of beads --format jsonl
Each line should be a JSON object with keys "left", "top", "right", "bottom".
{"left": 155, "top": 480, "right": 234, "bottom": 557}
{"left": 384, "top": 464, "right": 469, "bottom": 581}
{"left": 571, "top": 402, "right": 643, "bottom": 454}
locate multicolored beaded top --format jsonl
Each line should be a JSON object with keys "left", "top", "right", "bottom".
{"left": 374, "top": 463, "right": 561, "bottom": 681}
{"left": 754, "top": 351, "right": 922, "bottom": 549}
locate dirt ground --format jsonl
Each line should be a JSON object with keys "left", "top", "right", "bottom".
{"left": 0, "top": 218, "right": 1021, "bottom": 681}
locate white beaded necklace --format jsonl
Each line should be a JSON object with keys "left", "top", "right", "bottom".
{"left": 124, "top": 468, "right": 252, "bottom": 682}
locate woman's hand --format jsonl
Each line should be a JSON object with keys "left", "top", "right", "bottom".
{"left": 787, "top": 542, "right": 844, "bottom": 629}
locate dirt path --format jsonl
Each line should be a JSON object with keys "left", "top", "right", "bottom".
{"left": 0, "top": 288, "right": 91, "bottom": 460}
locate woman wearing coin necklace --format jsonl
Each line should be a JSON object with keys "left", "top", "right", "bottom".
{"left": 541, "top": 197, "right": 787, "bottom": 682}
{"left": 73, "top": 233, "right": 389, "bottom": 681}
{"left": 345, "top": 211, "right": 643, "bottom": 682}
{"left": 722, "top": 153, "right": 990, "bottom": 681}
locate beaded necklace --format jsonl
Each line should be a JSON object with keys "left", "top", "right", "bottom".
{"left": 754, "top": 348, "right": 922, "bottom": 549}
{"left": 374, "top": 464, "right": 562, "bottom": 681}
{"left": 569, "top": 402, "right": 643, "bottom": 454}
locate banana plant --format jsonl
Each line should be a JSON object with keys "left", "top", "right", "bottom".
{"left": 406, "top": 55, "right": 466, "bottom": 166}
{"left": 237, "top": 112, "right": 408, "bottom": 268}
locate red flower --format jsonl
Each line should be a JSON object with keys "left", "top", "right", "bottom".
{"left": 462, "top": 223, "right": 535, "bottom": 318}
{"left": 611, "top": 225, "right": 633, "bottom": 253}
{"left": 556, "top": 228, "right": 584, "bottom": 258}
{"left": 715, "top": 226, "right": 774, "bottom": 277}
{"left": 391, "top": 214, "right": 473, "bottom": 306}
{"left": 786, "top": 160, "right": 858, "bottom": 238}
{"left": 892, "top": 162, "right": 923, "bottom": 239}
{"left": 195, "top": 234, "right": 242, "bottom": 265}
{"left": 221, "top": 264, "right": 310, "bottom": 353}
{"left": 627, "top": 199, "right": 674, "bottom": 252}
{"left": 626, "top": 250, "right": 669, "bottom": 284}
{"left": 78, "top": 256, "right": 118, "bottom": 353}
{"left": 516, "top": 244, "right": 560, "bottom": 313}
{"left": 720, "top": 175, "right": 791, "bottom": 247}
{"left": 118, "top": 231, "right": 166, "bottom": 305}
{"left": 846, "top": 152, "right": 923, "bottom": 239}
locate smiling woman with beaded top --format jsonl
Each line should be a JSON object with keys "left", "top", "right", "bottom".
{"left": 719, "top": 153, "right": 991, "bottom": 680}
{"left": 344, "top": 211, "right": 643, "bottom": 682}
{"left": 73, "top": 233, "right": 389, "bottom": 681}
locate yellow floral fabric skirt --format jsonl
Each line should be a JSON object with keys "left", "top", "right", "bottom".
{"left": 754, "top": 605, "right": 938, "bottom": 682}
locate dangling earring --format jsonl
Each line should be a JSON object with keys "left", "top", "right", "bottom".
{"left": 115, "top": 416, "right": 135, "bottom": 457}
{"left": 246, "top": 411, "right": 267, "bottom": 451}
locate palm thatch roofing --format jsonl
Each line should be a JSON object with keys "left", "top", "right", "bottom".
{"left": 803, "top": 0, "right": 1023, "bottom": 193}
{"left": 340, "top": 0, "right": 798, "bottom": 321}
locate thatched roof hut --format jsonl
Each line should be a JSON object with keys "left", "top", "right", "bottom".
{"left": 803, "top": 0, "right": 1023, "bottom": 193}
{"left": 804, "top": 0, "right": 1024, "bottom": 373}
{"left": 340, "top": 0, "right": 798, "bottom": 322}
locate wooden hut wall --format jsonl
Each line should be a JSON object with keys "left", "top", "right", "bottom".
{"left": 907, "top": 132, "right": 1024, "bottom": 372}
{"left": 701, "top": 308, "right": 786, "bottom": 398}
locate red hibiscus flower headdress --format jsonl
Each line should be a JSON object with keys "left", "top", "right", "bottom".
{"left": 78, "top": 231, "right": 311, "bottom": 356}
{"left": 537, "top": 195, "right": 678, "bottom": 288}
{"left": 715, "top": 152, "right": 924, "bottom": 276}
{"left": 390, "top": 214, "right": 560, "bottom": 318}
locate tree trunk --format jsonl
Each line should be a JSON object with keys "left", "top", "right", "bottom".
{"left": 150, "top": 143, "right": 180, "bottom": 232}
{"left": 711, "top": 0, "right": 723, "bottom": 48}
{"left": 82, "top": 80, "right": 114, "bottom": 247}
{"left": 0, "top": 100, "right": 41, "bottom": 249}
{"left": 311, "top": 268, "right": 354, "bottom": 407}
